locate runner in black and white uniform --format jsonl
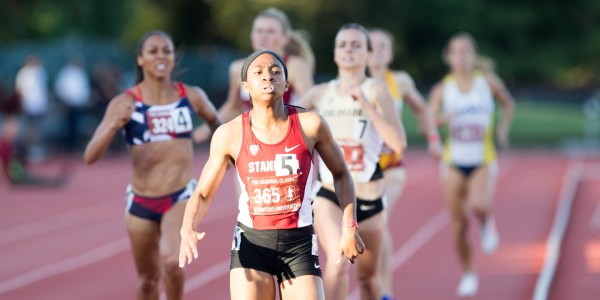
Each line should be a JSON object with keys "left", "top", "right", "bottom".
{"left": 298, "top": 23, "right": 406, "bottom": 300}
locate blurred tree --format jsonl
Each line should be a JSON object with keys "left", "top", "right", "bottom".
{"left": 0, "top": 0, "right": 598, "bottom": 88}
{"left": 0, "top": 0, "right": 127, "bottom": 40}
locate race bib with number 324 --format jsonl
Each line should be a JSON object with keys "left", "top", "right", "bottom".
{"left": 147, "top": 107, "right": 193, "bottom": 135}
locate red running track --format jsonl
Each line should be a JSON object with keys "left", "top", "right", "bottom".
{"left": 0, "top": 149, "right": 595, "bottom": 299}
{"left": 550, "top": 158, "right": 600, "bottom": 300}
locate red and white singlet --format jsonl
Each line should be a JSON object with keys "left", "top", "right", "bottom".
{"left": 235, "top": 106, "right": 315, "bottom": 230}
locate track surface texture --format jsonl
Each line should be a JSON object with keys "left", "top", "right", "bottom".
{"left": 0, "top": 149, "right": 596, "bottom": 299}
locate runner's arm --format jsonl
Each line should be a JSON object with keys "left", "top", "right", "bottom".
{"left": 427, "top": 82, "right": 447, "bottom": 126}
{"left": 311, "top": 114, "right": 365, "bottom": 263}
{"left": 83, "top": 94, "right": 133, "bottom": 164}
{"left": 187, "top": 84, "right": 222, "bottom": 133}
{"left": 486, "top": 73, "right": 515, "bottom": 149}
{"left": 398, "top": 72, "right": 441, "bottom": 157}
{"left": 179, "top": 124, "right": 235, "bottom": 267}
{"left": 351, "top": 82, "right": 406, "bottom": 155}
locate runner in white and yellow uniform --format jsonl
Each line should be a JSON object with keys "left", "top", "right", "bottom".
{"left": 368, "top": 28, "right": 441, "bottom": 300}
{"left": 428, "top": 32, "right": 514, "bottom": 298}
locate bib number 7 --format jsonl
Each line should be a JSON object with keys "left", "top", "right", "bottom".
{"left": 353, "top": 117, "right": 368, "bottom": 140}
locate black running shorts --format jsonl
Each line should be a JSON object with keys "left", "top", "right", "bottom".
{"left": 230, "top": 222, "right": 322, "bottom": 282}
{"left": 315, "top": 186, "right": 384, "bottom": 222}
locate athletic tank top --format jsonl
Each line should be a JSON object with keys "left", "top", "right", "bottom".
{"left": 316, "top": 79, "right": 384, "bottom": 184}
{"left": 240, "top": 56, "right": 297, "bottom": 110}
{"left": 441, "top": 73, "right": 496, "bottom": 166}
{"left": 381, "top": 70, "right": 404, "bottom": 155}
{"left": 123, "top": 82, "right": 194, "bottom": 146}
{"left": 235, "top": 106, "right": 315, "bottom": 230}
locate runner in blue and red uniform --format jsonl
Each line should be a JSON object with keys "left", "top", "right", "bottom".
{"left": 84, "top": 30, "right": 221, "bottom": 300}
{"left": 179, "top": 49, "right": 364, "bottom": 300}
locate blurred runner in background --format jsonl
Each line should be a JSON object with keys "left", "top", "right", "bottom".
{"left": 428, "top": 31, "right": 515, "bottom": 297}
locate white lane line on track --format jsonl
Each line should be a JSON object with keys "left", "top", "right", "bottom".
{"left": 0, "top": 237, "right": 129, "bottom": 294}
{"left": 347, "top": 210, "right": 451, "bottom": 300}
{"left": 533, "top": 160, "right": 583, "bottom": 300}
{"left": 391, "top": 210, "right": 450, "bottom": 270}
{"left": 0, "top": 198, "right": 237, "bottom": 294}
{"left": 0, "top": 202, "right": 119, "bottom": 246}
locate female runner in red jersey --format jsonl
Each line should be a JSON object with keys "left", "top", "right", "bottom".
{"left": 179, "top": 49, "right": 365, "bottom": 300}
{"left": 84, "top": 30, "right": 221, "bottom": 299}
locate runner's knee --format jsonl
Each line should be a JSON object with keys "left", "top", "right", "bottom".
{"left": 356, "top": 265, "right": 377, "bottom": 282}
{"left": 137, "top": 272, "right": 160, "bottom": 295}
{"left": 357, "top": 274, "right": 379, "bottom": 297}
{"left": 326, "top": 259, "right": 350, "bottom": 276}
{"left": 161, "top": 253, "right": 182, "bottom": 276}
{"left": 452, "top": 217, "right": 468, "bottom": 234}
{"left": 472, "top": 203, "right": 490, "bottom": 216}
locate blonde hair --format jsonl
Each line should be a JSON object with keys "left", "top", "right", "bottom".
{"left": 256, "top": 7, "right": 315, "bottom": 73}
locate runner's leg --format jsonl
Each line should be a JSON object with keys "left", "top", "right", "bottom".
{"left": 126, "top": 214, "right": 161, "bottom": 300}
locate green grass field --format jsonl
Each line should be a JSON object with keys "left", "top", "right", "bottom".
{"left": 192, "top": 100, "right": 588, "bottom": 149}
{"left": 402, "top": 100, "right": 587, "bottom": 148}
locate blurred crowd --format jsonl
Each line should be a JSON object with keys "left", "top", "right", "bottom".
{"left": 0, "top": 54, "right": 126, "bottom": 185}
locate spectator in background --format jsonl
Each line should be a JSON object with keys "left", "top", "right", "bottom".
{"left": 0, "top": 86, "right": 65, "bottom": 187}
{"left": 0, "top": 86, "right": 22, "bottom": 184}
{"left": 15, "top": 55, "right": 49, "bottom": 161}
{"left": 55, "top": 57, "right": 92, "bottom": 153}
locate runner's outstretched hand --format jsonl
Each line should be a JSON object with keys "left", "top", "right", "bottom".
{"left": 179, "top": 230, "right": 206, "bottom": 268}
{"left": 337, "top": 223, "right": 365, "bottom": 264}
